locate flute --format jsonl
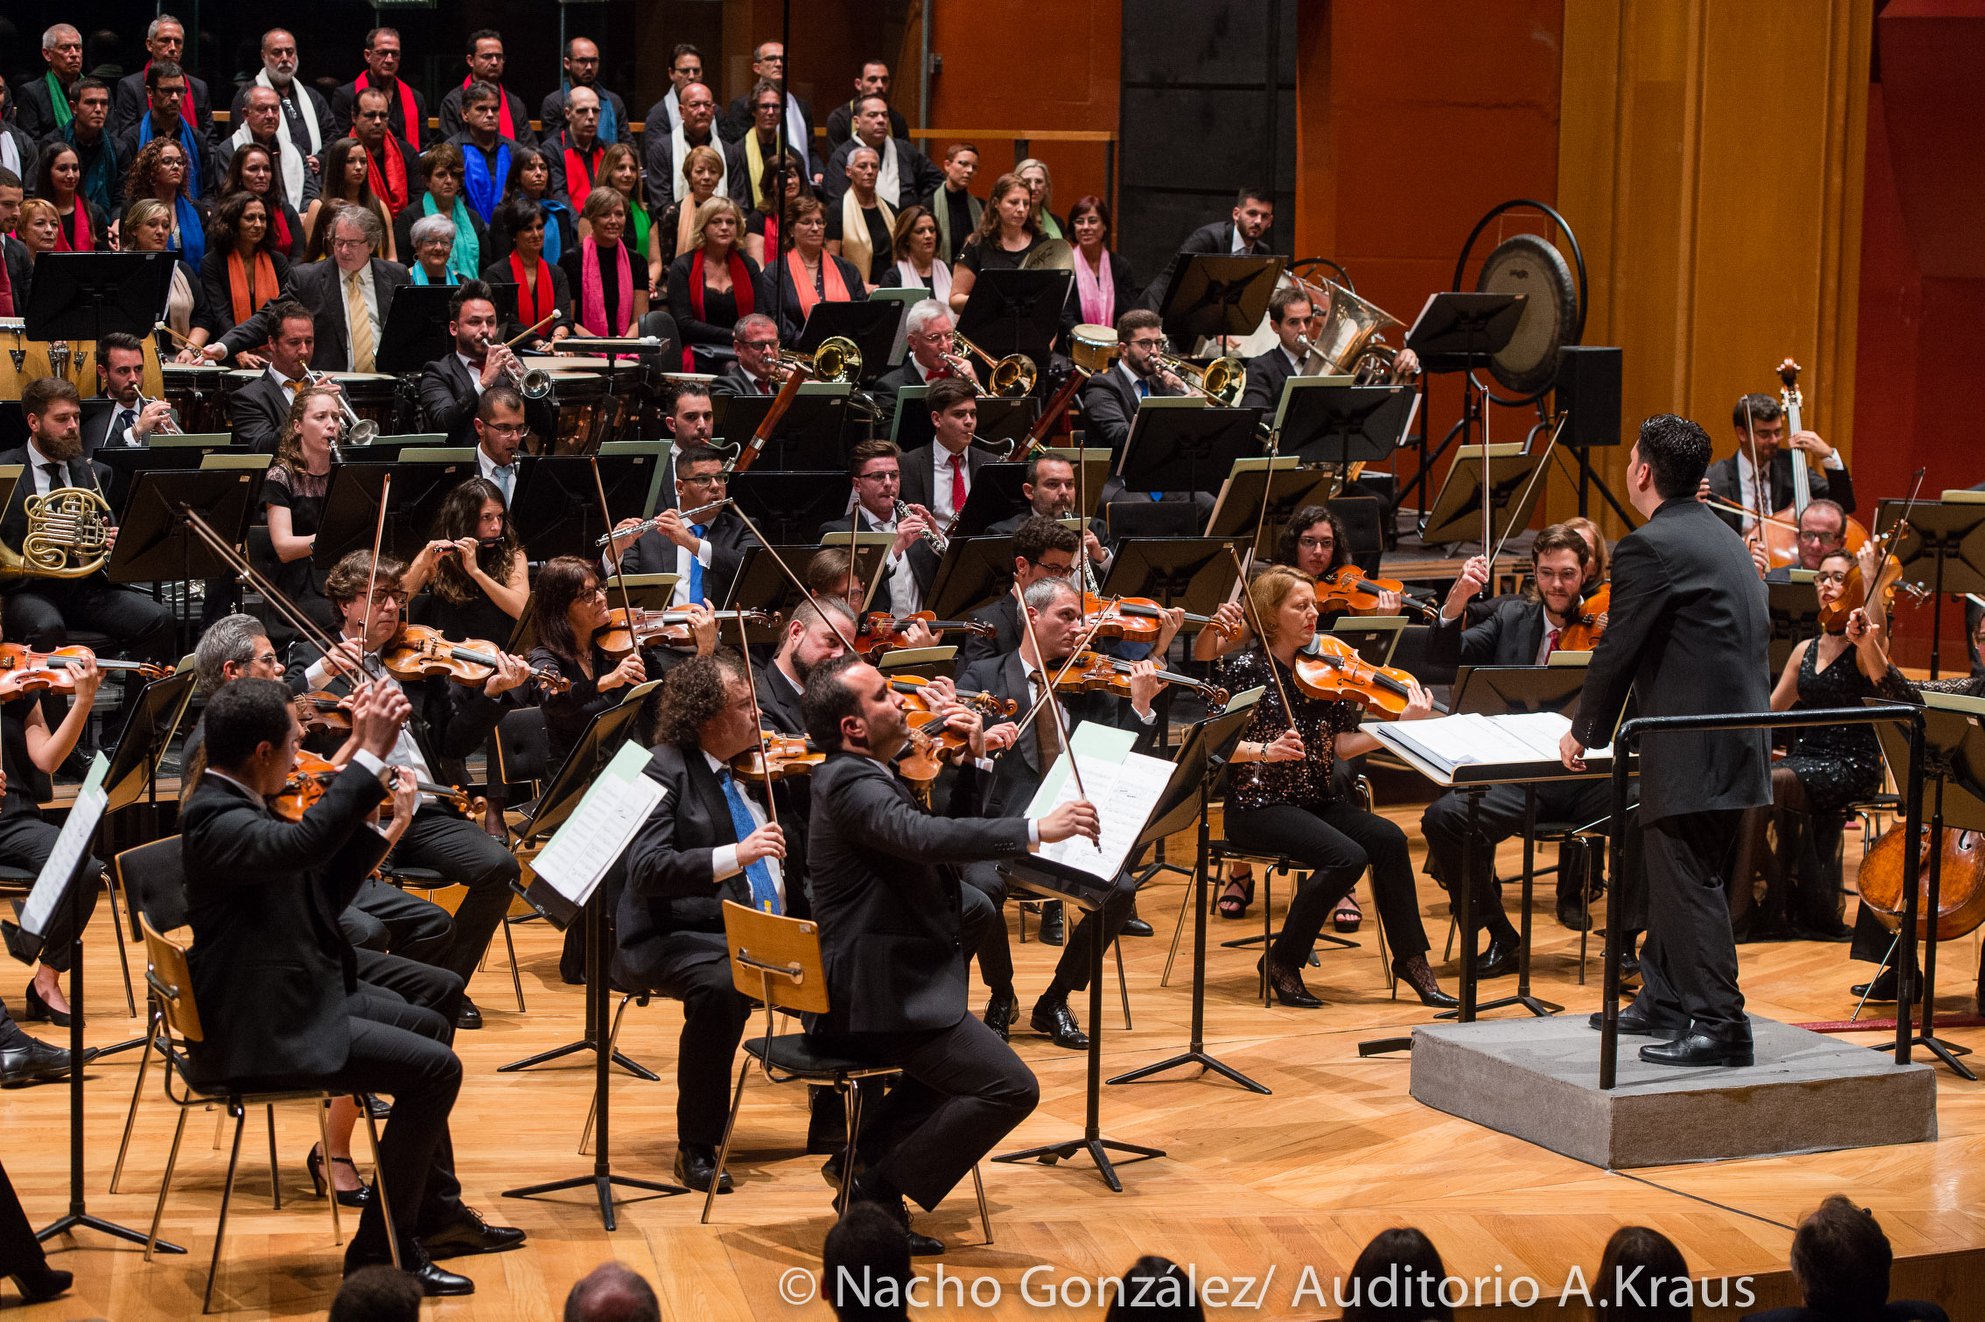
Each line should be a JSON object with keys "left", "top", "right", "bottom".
{"left": 594, "top": 497, "right": 733, "bottom": 549}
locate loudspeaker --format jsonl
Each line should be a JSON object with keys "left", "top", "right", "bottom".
{"left": 1555, "top": 346, "right": 1622, "bottom": 447}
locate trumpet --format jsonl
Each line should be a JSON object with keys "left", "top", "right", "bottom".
{"left": 301, "top": 368, "right": 381, "bottom": 445}
{"left": 776, "top": 334, "right": 862, "bottom": 385}
{"left": 131, "top": 390, "right": 182, "bottom": 435}
{"left": 479, "top": 337, "right": 554, "bottom": 400}
{"left": 1152, "top": 342, "right": 1247, "bottom": 406}
{"left": 895, "top": 500, "right": 949, "bottom": 556}
{"left": 947, "top": 332, "right": 1036, "bottom": 397}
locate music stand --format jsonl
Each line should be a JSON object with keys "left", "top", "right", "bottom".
{"left": 794, "top": 301, "right": 903, "bottom": 380}
{"left": 1419, "top": 442, "right": 1545, "bottom": 550}
{"left": 955, "top": 269, "right": 1070, "bottom": 370}
{"left": 1766, "top": 576, "right": 1822, "bottom": 676}
{"left": 510, "top": 452, "right": 662, "bottom": 560}
{"left": 1117, "top": 402, "right": 1263, "bottom": 496}
{"left": 715, "top": 384, "right": 850, "bottom": 468}
{"left": 927, "top": 535, "right": 1018, "bottom": 621}
{"left": 947, "top": 461, "right": 1030, "bottom": 536}
{"left": 376, "top": 285, "right": 458, "bottom": 376}
{"left": 1154, "top": 253, "right": 1284, "bottom": 347}
{"left": 1101, "top": 538, "right": 1237, "bottom": 627}
{"left": 726, "top": 470, "right": 849, "bottom": 547}
{"left": 105, "top": 470, "right": 258, "bottom": 583}
{"left": 1205, "top": 457, "right": 1336, "bottom": 561}
{"left": 312, "top": 462, "right": 463, "bottom": 568}
{"left": 23, "top": 251, "right": 175, "bottom": 346}
{"left": 1278, "top": 381, "right": 1416, "bottom": 471}
{"left": 103, "top": 667, "right": 199, "bottom": 818}
{"left": 1331, "top": 616, "right": 1410, "bottom": 667}
{"left": 891, "top": 392, "right": 1033, "bottom": 455}
{"left": 1883, "top": 498, "right": 1985, "bottom": 679}
{"left": 721, "top": 544, "right": 876, "bottom": 627}
{"left": 1398, "top": 291, "right": 1525, "bottom": 513}
{"left": 95, "top": 444, "right": 210, "bottom": 514}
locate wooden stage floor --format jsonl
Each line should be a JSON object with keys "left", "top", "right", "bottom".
{"left": 7, "top": 812, "right": 1984, "bottom": 1320}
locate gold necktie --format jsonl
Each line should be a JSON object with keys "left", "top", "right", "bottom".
{"left": 345, "top": 270, "right": 376, "bottom": 373}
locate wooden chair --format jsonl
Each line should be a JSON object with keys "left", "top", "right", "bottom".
{"left": 135, "top": 914, "right": 397, "bottom": 1313}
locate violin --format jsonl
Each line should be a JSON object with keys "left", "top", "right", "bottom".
{"left": 271, "top": 750, "right": 487, "bottom": 827}
{"left": 598, "top": 606, "right": 780, "bottom": 657}
{"left": 1816, "top": 521, "right": 1928, "bottom": 635}
{"left": 0, "top": 643, "right": 169, "bottom": 701}
{"left": 898, "top": 709, "right": 976, "bottom": 786}
{"left": 1288, "top": 634, "right": 1437, "bottom": 719}
{"left": 730, "top": 731, "right": 824, "bottom": 782}
{"left": 1856, "top": 823, "right": 1985, "bottom": 941}
{"left": 852, "top": 611, "right": 995, "bottom": 656}
{"left": 1080, "top": 593, "right": 1237, "bottom": 642}
{"left": 1312, "top": 565, "right": 1439, "bottom": 622}
{"left": 1051, "top": 650, "right": 1230, "bottom": 709}
{"left": 886, "top": 674, "right": 1016, "bottom": 718}
{"left": 378, "top": 625, "right": 572, "bottom": 693}
{"left": 293, "top": 689, "right": 353, "bottom": 736}
{"left": 1556, "top": 583, "right": 1610, "bottom": 652}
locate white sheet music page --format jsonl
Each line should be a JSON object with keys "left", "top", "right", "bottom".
{"left": 1026, "top": 723, "right": 1172, "bottom": 881}
{"left": 531, "top": 741, "right": 668, "bottom": 908}
{"left": 1379, "top": 710, "right": 1612, "bottom": 778}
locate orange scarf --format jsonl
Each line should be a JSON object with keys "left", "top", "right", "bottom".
{"left": 226, "top": 249, "right": 281, "bottom": 326}
{"left": 785, "top": 248, "right": 849, "bottom": 319}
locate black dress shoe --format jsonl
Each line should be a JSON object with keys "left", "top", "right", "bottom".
{"left": 674, "top": 1144, "right": 733, "bottom": 1194}
{"left": 1852, "top": 966, "right": 1907, "bottom": 1002}
{"left": 1121, "top": 908, "right": 1154, "bottom": 938}
{"left": 981, "top": 989, "right": 1019, "bottom": 1041}
{"left": 0, "top": 1037, "right": 82, "bottom": 1086}
{"left": 1556, "top": 897, "right": 1594, "bottom": 931}
{"left": 1256, "top": 955, "right": 1323, "bottom": 1009}
{"left": 1392, "top": 955, "right": 1458, "bottom": 1009}
{"left": 307, "top": 1142, "right": 372, "bottom": 1208}
{"left": 1639, "top": 1030, "right": 1753, "bottom": 1068}
{"left": 345, "top": 1249, "right": 474, "bottom": 1297}
{"left": 419, "top": 1206, "right": 527, "bottom": 1258}
{"left": 454, "top": 997, "right": 483, "bottom": 1031}
{"left": 858, "top": 1192, "right": 945, "bottom": 1256}
{"left": 366, "top": 1093, "right": 392, "bottom": 1120}
{"left": 22, "top": 981, "right": 71, "bottom": 1027}
{"left": 7, "top": 1264, "right": 71, "bottom": 1302}
{"left": 1029, "top": 996, "right": 1089, "bottom": 1050}
{"left": 1473, "top": 936, "right": 1521, "bottom": 979}
{"left": 1037, "top": 901, "right": 1065, "bottom": 946}
{"left": 1587, "top": 1002, "right": 1690, "bottom": 1036}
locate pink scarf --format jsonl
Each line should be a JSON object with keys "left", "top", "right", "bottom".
{"left": 1075, "top": 247, "right": 1115, "bottom": 328}
{"left": 579, "top": 236, "right": 633, "bottom": 336}
{"left": 784, "top": 247, "right": 849, "bottom": 319}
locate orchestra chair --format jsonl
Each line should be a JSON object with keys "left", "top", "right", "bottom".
{"left": 702, "top": 900, "right": 990, "bottom": 1238}
{"left": 1, "top": 855, "right": 137, "bottom": 1016}
{"left": 135, "top": 911, "right": 397, "bottom": 1312}
{"left": 1438, "top": 811, "right": 1610, "bottom": 986}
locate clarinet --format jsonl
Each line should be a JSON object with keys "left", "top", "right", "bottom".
{"left": 895, "top": 500, "right": 949, "bottom": 555}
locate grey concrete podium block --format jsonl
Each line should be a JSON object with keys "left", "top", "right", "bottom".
{"left": 1408, "top": 1015, "right": 1937, "bottom": 1168}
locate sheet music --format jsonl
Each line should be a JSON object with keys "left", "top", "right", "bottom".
{"left": 530, "top": 741, "right": 667, "bottom": 908}
{"left": 19, "top": 754, "right": 110, "bottom": 940}
{"left": 1378, "top": 711, "right": 1612, "bottom": 778}
{"left": 1028, "top": 724, "right": 1173, "bottom": 881}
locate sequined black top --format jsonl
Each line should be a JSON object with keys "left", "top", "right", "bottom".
{"left": 1224, "top": 647, "right": 1362, "bottom": 815}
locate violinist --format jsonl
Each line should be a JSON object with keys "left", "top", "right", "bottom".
{"left": 257, "top": 384, "right": 344, "bottom": 645}
{"left": 1427, "top": 525, "right": 1617, "bottom": 940}
{"left": 957, "top": 517, "right": 1080, "bottom": 666}
{"left": 602, "top": 443, "right": 754, "bottom": 608}
{"left": 1224, "top": 565, "right": 1456, "bottom": 1010}
{"left": 1732, "top": 542, "right": 1903, "bottom": 944}
{"left": 958, "top": 577, "right": 1168, "bottom": 1049}
{"left": 1192, "top": 507, "right": 1393, "bottom": 667}
{"left": 819, "top": 439, "right": 940, "bottom": 618}
{"left": 758, "top": 596, "right": 856, "bottom": 736}
{"left": 1703, "top": 392, "right": 1855, "bottom": 536}
{"left": 287, "top": 551, "right": 530, "bottom": 1029}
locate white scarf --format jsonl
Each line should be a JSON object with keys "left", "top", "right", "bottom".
{"left": 253, "top": 67, "right": 322, "bottom": 209}
{"left": 778, "top": 92, "right": 811, "bottom": 175}
{"left": 669, "top": 122, "right": 728, "bottom": 202}
{"left": 894, "top": 256, "right": 949, "bottom": 304}
{"left": 0, "top": 131, "right": 18, "bottom": 180}
{"left": 873, "top": 137, "right": 901, "bottom": 207}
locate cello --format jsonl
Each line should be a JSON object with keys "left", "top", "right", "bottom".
{"left": 1856, "top": 823, "right": 1985, "bottom": 942}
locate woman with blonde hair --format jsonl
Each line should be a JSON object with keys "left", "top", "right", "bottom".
{"left": 1016, "top": 157, "right": 1063, "bottom": 239}
{"left": 666, "top": 195, "right": 756, "bottom": 371}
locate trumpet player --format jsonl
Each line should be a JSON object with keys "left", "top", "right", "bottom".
{"left": 713, "top": 312, "right": 781, "bottom": 396}
{"left": 417, "top": 282, "right": 556, "bottom": 447}
{"left": 226, "top": 304, "right": 326, "bottom": 454}
{"left": 83, "top": 332, "right": 176, "bottom": 457}
{"left": 1077, "top": 308, "right": 1185, "bottom": 453}
{"left": 818, "top": 438, "right": 940, "bottom": 618}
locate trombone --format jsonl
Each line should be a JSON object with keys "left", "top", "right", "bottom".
{"left": 1152, "top": 340, "right": 1247, "bottom": 406}
{"left": 301, "top": 368, "right": 381, "bottom": 445}
{"left": 776, "top": 334, "right": 862, "bottom": 384}
{"left": 947, "top": 332, "right": 1037, "bottom": 398}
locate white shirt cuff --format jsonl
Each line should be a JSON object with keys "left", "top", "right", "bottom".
{"left": 306, "top": 658, "right": 334, "bottom": 690}
{"left": 1823, "top": 454, "right": 1844, "bottom": 470}
{"left": 696, "top": 539, "right": 713, "bottom": 567}
{"left": 351, "top": 749, "right": 387, "bottom": 777}
{"left": 1027, "top": 819, "right": 1040, "bottom": 844}
{"left": 711, "top": 844, "right": 742, "bottom": 881}
{"left": 1133, "top": 704, "right": 1157, "bottom": 725}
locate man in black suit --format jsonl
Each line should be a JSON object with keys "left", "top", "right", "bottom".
{"left": 897, "top": 379, "right": 991, "bottom": 532}
{"left": 800, "top": 653, "right": 1096, "bottom": 1252}
{"left": 870, "top": 298, "right": 968, "bottom": 433}
{"left": 183, "top": 679, "right": 525, "bottom": 1294}
{"left": 205, "top": 205, "right": 407, "bottom": 371}
{"left": 14, "top": 24, "right": 83, "bottom": 140}
{"left": 985, "top": 453, "right": 1113, "bottom": 581}
{"left": 83, "top": 334, "right": 174, "bottom": 456}
{"left": 1077, "top": 309, "right": 1186, "bottom": 454}
{"left": 822, "top": 95, "right": 943, "bottom": 212}
{"left": 958, "top": 517, "right": 1081, "bottom": 667}
{"left": 1141, "top": 187, "right": 1276, "bottom": 314}
{"left": 637, "top": 44, "right": 706, "bottom": 140}
{"left": 1239, "top": 285, "right": 1312, "bottom": 416}
{"left": 347, "top": 88, "right": 421, "bottom": 220}
{"left": 1703, "top": 392, "right": 1855, "bottom": 536}
{"left": 1564, "top": 413, "right": 1772, "bottom": 1068}
{"left": 540, "top": 37, "right": 633, "bottom": 147}
{"left": 1761, "top": 498, "right": 1855, "bottom": 582}
{"left": 725, "top": 69, "right": 819, "bottom": 198}
{"left": 48, "top": 79, "right": 118, "bottom": 220}
{"left": 642, "top": 82, "right": 745, "bottom": 216}
{"left": 1425, "top": 524, "right": 1620, "bottom": 949}
{"left": 224, "top": 301, "right": 316, "bottom": 453}
{"left": 217, "top": 86, "right": 321, "bottom": 216}
{"left": 110, "top": 61, "right": 214, "bottom": 201}
{"left": 823, "top": 63, "right": 910, "bottom": 152}
{"left": 108, "top": 16, "right": 214, "bottom": 144}
{"left": 603, "top": 443, "right": 754, "bottom": 608}
{"left": 1, "top": 378, "right": 174, "bottom": 665}
{"left": 710, "top": 313, "right": 782, "bottom": 398}
{"left": 818, "top": 439, "right": 941, "bottom": 618}
{"left": 331, "top": 28, "right": 429, "bottom": 150}
{"left": 230, "top": 30, "right": 334, "bottom": 193}
{"left": 436, "top": 31, "right": 537, "bottom": 149}
{"left": 757, "top": 598, "right": 856, "bottom": 738}
{"left": 958, "top": 578, "right": 1170, "bottom": 1049}
{"left": 417, "top": 284, "right": 556, "bottom": 449}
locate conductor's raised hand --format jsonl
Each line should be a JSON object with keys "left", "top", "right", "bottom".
{"left": 1039, "top": 798, "right": 1101, "bottom": 846}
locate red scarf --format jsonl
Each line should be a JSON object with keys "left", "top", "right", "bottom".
{"left": 269, "top": 203, "right": 292, "bottom": 254}
{"left": 464, "top": 77, "right": 516, "bottom": 140}
{"left": 144, "top": 59, "right": 197, "bottom": 124}
{"left": 561, "top": 142, "right": 603, "bottom": 210}
{"left": 510, "top": 249, "right": 555, "bottom": 328}
{"left": 356, "top": 72, "right": 419, "bottom": 149}
{"left": 785, "top": 248, "right": 849, "bottom": 319}
{"left": 0, "top": 246, "right": 14, "bottom": 317}
{"left": 56, "top": 204, "right": 93, "bottom": 253}
{"left": 365, "top": 136, "right": 410, "bottom": 215}
{"left": 684, "top": 248, "right": 755, "bottom": 369}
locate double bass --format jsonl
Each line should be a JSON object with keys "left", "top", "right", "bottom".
{"left": 1747, "top": 359, "right": 1869, "bottom": 569}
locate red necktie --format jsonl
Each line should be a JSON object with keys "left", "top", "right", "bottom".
{"left": 759, "top": 376, "right": 772, "bottom": 395}
{"left": 1545, "top": 626, "right": 1560, "bottom": 660}
{"left": 950, "top": 453, "right": 967, "bottom": 513}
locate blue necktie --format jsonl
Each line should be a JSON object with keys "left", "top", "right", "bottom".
{"left": 718, "top": 769, "right": 780, "bottom": 914}
{"left": 1135, "top": 378, "right": 1149, "bottom": 399}
{"left": 687, "top": 523, "right": 707, "bottom": 603}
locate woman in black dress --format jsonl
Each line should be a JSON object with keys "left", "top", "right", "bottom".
{"left": 563, "top": 187, "right": 648, "bottom": 337}
{"left": 824, "top": 144, "right": 894, "bottom": 289}
{"left": 1221, "top": 564, "right": 1454, "bottom": 1008}
{"left": 198, "top": 191, "right": 292, "bottom": 339}
{"left": 257, "top": 386, "right": 342, "bottom": 644}
{"left": 946, "top": 172, "right": 1045, "bottom": 314}
{"left": 666, "top": 196, "right": 758, "bottom": 372}
{"left": 526, "top": 556, "right": 648, "bottom": 770}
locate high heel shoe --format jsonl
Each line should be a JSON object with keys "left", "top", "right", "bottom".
{"left": 1393, "top": 955, "right": 1459, "bottom": 1009}
{"left": 23, "top": 980, "right": 71, "bottom": 1028}
{"left": 8, "top": 1263, "right": 73, "bottom": 1302}
{"left": 307, "top": 1142, "right": 372, "bottom": 1208}
{"left": 1256, "top": 954, "right": 1323, "bottom": 1008}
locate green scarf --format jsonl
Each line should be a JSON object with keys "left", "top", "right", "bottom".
{"left": 44, "top": 71, "right": 72, "bottom": 131}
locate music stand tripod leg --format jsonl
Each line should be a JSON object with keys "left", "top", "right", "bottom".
{"left": 1890, "top": 777, "right": 1976, "bottom": 1079}
{"left": 1474, "top": 786, "right": 1560, "bottom": 1018}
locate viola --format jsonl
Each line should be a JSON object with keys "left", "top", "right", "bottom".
{"left": 1556, "top": 583, "right": 1610, "bottom": 652}
{"left": 1051, "top": 650, "right": 1230, "bottom": 709}
{"left": 378, "top": 624, "right": 572, "bottom": 693}
{"left": 898, "top": 709, "right": 975, "bottom": 786}
{"left": 886, "top": 674, "right": 1016, "bottom": 718}
{"left": 1288, "top": 634, "right": 1436, "bottom": 719}
{"left": 598, "top": 606, "right": 780, "bottom": 656}
{"left": 271, "top": 749, "right": 340, "bottom": 821}
{"left": 852, "top": 611, "right": 995, "bottom": 656}
{"left": 730, "top": 731, "right": 824, "bottom": 782}
{"left": 0, "top": 643, "right": 169, "bottom": 701}
{"left": 1313, "top": 564, "right": 1439, "bottom": 622}
{"left": 1816, "top": 522, "right": 1928, "bottom": 635}
{"left": 293, "top": 689, "right": 353, "bottom": 736}
{"left": 1080, "top": 593, "right": 1237, "bottom": 642}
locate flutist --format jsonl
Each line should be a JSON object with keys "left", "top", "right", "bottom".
{"left": 417, "top": 282, "right": 557, "bottom": 447}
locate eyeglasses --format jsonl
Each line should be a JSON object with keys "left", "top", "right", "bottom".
{"left": 1296, "top": 536, "right": 1334, "bottom": 551}
{"left": 485, "top": 423, "right": 530, "bottom": 438}
{"left": 856, "top": 470, "right": 900, "bottom": 483}
{"left": 682, "top": 473, "right": 729, "bottom": 487}
{"left": 583, "top": 585, "right": 607, "bottom": 599}
{"left": 1796, "top": 530, "right": 1841, "bottom": 543}
{"left": 1813, "top": 571, "right": 1849, "bottom": 585}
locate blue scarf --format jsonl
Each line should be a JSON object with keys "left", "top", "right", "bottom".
{"left": 460, "top": 140, "right": 509, "bottom": 225}
{"left": 137, "top": 112, "right": 205, "bottom": 200}
{"left": 564, "top": 81, "right": 618, "bottom": 145}
{"left": 410, "top": 264, "right": 459, "bottom": 287}
{"left": 170, "top": 192, "right": 205, "bottom": 268}
{"left": 422, "top": 191, "right": 481, "bottom": 282}
{"left": 62, "top": 125, "right": 118, "bottom": 216}
{"left": 539, "top": 197, "right": 571, "bottom": 263}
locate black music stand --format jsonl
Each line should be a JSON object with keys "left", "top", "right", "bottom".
{"left": 1397, "top": 291, "right": 1525, "bottom": 512}
{"left": 1884, "top": 499, "right": 1985, "bottom": 679}
{"left": 1419, "top": 442, "right": 1546, "bottom": 550}
{"left": 795, "top": 301, "right": 903, "bottom": 379}
{"left": 105, "top": 470, "right": 258, "bottom": 584}
{"left": 1107, "top": 698, "right": 1265, "bottom": 1094}
{"left": 1279, "top": 382, "right": 1415, "bottom": 470}
{"left": 377, "top": 285, "right": 457, "bottom": 376}
{"left": 1154, "top": 254, "right": 1283, "bottom": 347}
{"left": 890, "top": 391, "right": 1034, "bottom": 455}
{"left": 947, "top": 461, "right": 1029, "bottom": 537}
{"left": 715, "top": 386, "right": 850, "bottom": 468}
{"left": 1766, "top": 575, "right": 1821, "bottom": 676}
{"left": 955, "top": 269, "right": 1070, "bottom": 369}
{"left": 1100, "top": 538, "right": 1237, "bottom": 627}
{"left": 103, "top": 667, "right": 198, "bottom": 821}
{"left": 23, "top": 251, "right": 175, "bottom": 348}
{"left": 926, "top": 535, "right": 1018, "bottom": 621}
{"left": 723, "top": 544, "right": 879, "bottom": 627}
{"left": 511, "top": 452, "right": 661, "bottom": 560}
{"left": 94, "top": 445, "right": 213, "bottom": 513}
{"left": 1204, "top": 457, "right": 1336, "bottom": 561}
{"left": 729, "top": 470, "right": 850, "bottom": 547}
{"left": 1117, "top": 404, "right": 1263, "bottom": 497}
{"left": 312, "top": 462, "right": 461, "bottom": 568}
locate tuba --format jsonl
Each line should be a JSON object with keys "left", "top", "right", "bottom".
{"left": 1301, "top": 278, "right": 1404, "bottom": 383}
{"left": 0, "top": 487, "right": 114, "bottom": 583}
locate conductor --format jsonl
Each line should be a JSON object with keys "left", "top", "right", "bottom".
{"left": 1560, "top": 413, "right": 1771, "bottom": 1068}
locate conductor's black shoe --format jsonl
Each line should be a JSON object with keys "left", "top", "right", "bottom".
{"left": 858, "top": 1192, "right": 945, "bottom": 1256}
{"left": 982, "top": 989, "right": 1019, "bottom": 1041}
{"left": 22, "top": 981, "right": 71, "bottom": 1027}
{"left": 1256, "top": 955, "right": 1323, "bottom": 1009}
{"left": 1473, "top": 936, "right": 1521, "bottom": 979}
{"left": 1617, "top": 949, "right": 1642, "bottom": 985}
{"left": 1852, "top": 966, "right": 1905, "bottom": 1002}
{"left": 1121, "top": 906, "right": 1154, "bottom": 938}
{"left": 674, "top": 1144, "right": 732, "bottom": 1194}
{"left": 1587, "top": 1001, "right": 1689, "bottom": 1036}
{"left": 0, "top": 1037, "right": 83, "bottom": 1086}
{"left": 7, "top": 1263, "right": 71, "bottom": 1302}
{"left": 1029, "top": 995, "right": 1089, "bottom": 1050}
{"left": 1556, "top": 897, "right": 1594, "bottom": 931}
{"left": 1037, "top": 901, "right": 1065, "bottom": 946}
{"left": 454, "top": 997, "right": 482, "bottom": 1031}
{"left": 346, "top": 1248, "right": 474, "bottom": 1297}
{"left": 1639, "top": 1029, "right": 1753, "bottom": 1068}
{"left": 419, "top": 1207, "right": 526, "bottom": 1258}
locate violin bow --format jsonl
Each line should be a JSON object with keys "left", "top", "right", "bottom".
{"left": 722, "top": 500, "right": 861, "bottom": 654}
{"left": 1223, "top": 544, "right": 1299, "bottom": 731}
{"left": 361, "top": 472, "right": 392, "bottom": 672}
{"left": 589, "top": 455, "right": 647, "bottom": 651}
{"left": 1741, "top": 395, "right": 1767, "bottom": 542}
{"left": 1008, "top": 578, "right": 1092, "bottom": 828}
{"left": 729, "top": 610, "right": 778, "bottom": 829}
{"left": 1004, "top": 591, "right": 1121, "bottom": 749}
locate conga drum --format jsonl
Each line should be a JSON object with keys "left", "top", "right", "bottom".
{"left": 162, "top": 363, "right": 231, "bottom": 433}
